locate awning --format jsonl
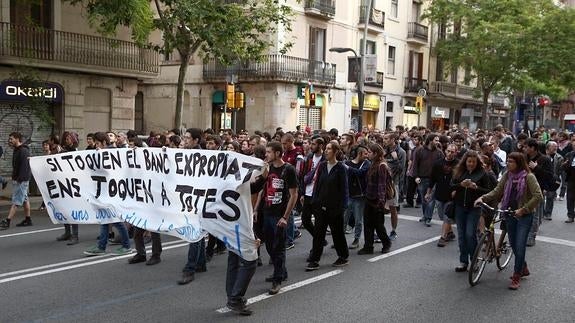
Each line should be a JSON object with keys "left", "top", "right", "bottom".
{"left": 564, "top": 114, "right": 575, "bottom": 121}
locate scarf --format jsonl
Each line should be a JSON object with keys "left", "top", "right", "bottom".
{"left": 501, "top": 170, "right": 527, "bottom": 210}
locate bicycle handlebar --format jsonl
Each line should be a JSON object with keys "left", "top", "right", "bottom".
{"left": 477, "top": 201, "right": 515, "bottom": 217}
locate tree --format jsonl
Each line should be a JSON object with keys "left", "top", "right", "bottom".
{"left": 66, "top": 0, "right": 295, "bottom": 129}
{"left": 424, "top": 0, "right": 559, "bottom": 130}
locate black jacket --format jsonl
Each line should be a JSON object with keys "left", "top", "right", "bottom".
{"left": 312, "top": 161, "right": 349, "bottom": 211}
{"left": 451, "top": 168, "right": 492, "bottom": 208}
{"left": 12, "top": 144, "right": 31, "bottom": 182}
{"left": 429, "top": 158, "right": 458, "bottom": 202}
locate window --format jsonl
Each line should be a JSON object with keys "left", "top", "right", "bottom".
{"left": 309, "top": 27, "right": 326, "bottom": 61}
{"left": 391, "top": 0, "right": 398, "bottom": 18}
{"left": 360, "top": 39, "right": 376, "bottom": 55}
{"left": 463, "top": 66, "right": 471, "bottom": 85}
{"left": 387, "top": 101, "right": 394, "bottom": 113}
{"left": 387, "top": 46, "right": 396, "bottom": 76}
{"left": 450, "top": 67, "right": 458, "bottom": 83}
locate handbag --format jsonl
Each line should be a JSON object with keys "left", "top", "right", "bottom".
{"left": 444, "top": 201, "right": 455, "bottom": 220}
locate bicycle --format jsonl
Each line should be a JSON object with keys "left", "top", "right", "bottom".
{"left": 468, "top": 202, "right": 515, "bottom": 287}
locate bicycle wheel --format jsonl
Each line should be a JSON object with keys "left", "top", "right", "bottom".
{"left": 469, "top": 232, "right": 490, "bottom": 286}
{"left": 496, "top": 230, "right": 513, "bottom": 270}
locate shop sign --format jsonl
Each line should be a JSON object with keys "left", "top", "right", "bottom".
{"left": 0, "top": 80, "right": 64, "bottom": 104}
{"left": 404, "top": 106, "right": 419, "bottom": 114}
{"left": 352, "top": 94, "right": 380, "bottom": 111}
{"left": 432, "top": 107, "right": 450, "bottom": 119}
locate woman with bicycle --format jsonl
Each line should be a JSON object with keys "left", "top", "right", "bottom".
{"left": 450, "top": 150, "right": 493, "bottom": 273}
{"left": 475, "top": 152, "right": 542, "bottom": 290}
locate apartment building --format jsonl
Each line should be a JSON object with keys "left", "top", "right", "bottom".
{"left": 141, "top": 0, "right": 433, "bottom": 133}
{"left": 0, "top": 0, "right": 159, "bottom": 175}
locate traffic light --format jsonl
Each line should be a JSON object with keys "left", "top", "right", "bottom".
{"left": 304, "top": 86, "right": 310, "bottom": 106}
{"left": 226, "top": 83, "right": 235, "bottom": 108}
{"left": 538, "top": 97, "right": 549, "bottom": 108}
{"left": 235, "top": 91, "right": 244, "bottom": 109}
{"left": 310, "top": 92, "right": 316, "bottom": 106}
{"left": 415, "top": 96, "right": 423, "bottom": 112}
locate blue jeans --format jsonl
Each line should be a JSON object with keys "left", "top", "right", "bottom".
{"left": 263, "top": 212, "right": 287, "bottom": 283}
{"left": 226, "top": 251, "right": 257, "bottom": 306}
{"left": 506, "top": 213, "right": 533, "bottom": 274}
{"left": 454, "top": 205, "right": 480, "bottom": 265}
{"left": 417, "top": 178, "right": 435, "bottom": 221}
{"left": 543, "top": 190, "right": 556, "bottom": 217}
{"left": 183, "top": 238, "right": 206, "bottom": 273}
{"left": 343, "top": 197, "right": 365, "bottom": 240}
{"left": 528, "top": 201, "right": 544, "bottom": 241}
{"left": 286, "top": 209, "right": 298, "bottom": 246}
{"left": 98, "top": 223, "right": 130, "bottom": 250}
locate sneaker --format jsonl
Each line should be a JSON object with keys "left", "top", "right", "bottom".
{"left": 389, "top": 231, "right": 397, "bottom": 241}
{"left": 418, "top": 217, "right": 426, "bottom": 223}
{"left": 285, "top": 242, "right": 295, "bottom": 250}
{"left": 374, "top": 237, "right": 381, "bottom": 244}
{"left": 565, "top": 218, "right": 574, "bottom": 223}
{"left": 146, "top": 256, "right": 161, "bottom": 266}
{"left": 437, "top": 237, "right": 447, "bottom": 247}
{"left": 381, "top": 242, "right": 391, "bottom": 254}
{"left": 332, "top": 258, "right": 349, "bottom": 267}
{"left": 558, "top": 196, "right": 564, "bottom": 201}
{"left": 178, "top": 272, "right": 194, "bottom": 285}
{"left": 425, "top": 219, "right": 432, "bottom": 227}
{"left": 357, "top": 248, "right": 374, "bottom": 255}
{"left": 326, "top": 227, "right": 331, "bottom": 235}
{"left": 455, "top": 263, "right": 468, "bottom": 272}
{"left": 128, "top": 254, "right": 147, "bottom": 264}
{"left": 66, "top": 236, "right": 79, "bottom": 245}
{"left": 84, "top": 246, "right": 105, "bottom": 256}
{"left": 345, "top": 228, "right": 353, "bottom": 234}
{"left": 0, "top": 218, "right": 10, "bottom": 229}
{"left": 349, "top": 238, "right": 360, "bottom": 249}
{"left": 509, "top": 273, "right": 521, "bottom": 290}
{"left": 305, "top": 262, "right": 320, "bottom": 271}
{"left": 227, "top": 302, "right": 253, "bottom": 316}
{"left": 15, "top": 217, "right": 32, "bottom": 227}
{"left": 446, "top": 231, "right": 456, "bottom": 241}
{"left": 269, "top": 282, "right": 281, "bottom": 295}
{"left": 294, "top": 230, "right": 302, "bottom": 240}
{"left": 112, "top": 247, "right": 133, "bottom": 255}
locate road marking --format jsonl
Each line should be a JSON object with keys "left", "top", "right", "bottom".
{"left": 396, "top": 213, "right": 575, "bottom": 248}
{"left": 0, "top": 242, "right": 189, "bottom": 284}
{"left": 0, "top": 227, "right": 63, "bottom": 238}
{"left": 216, "top": 269, "right": 344, "bottom": 313}
{"left": 0, "top": 239, "right": 185, "bottom": 279}
{"left": 368, "top": 236, "right": 441, "bottom": 262}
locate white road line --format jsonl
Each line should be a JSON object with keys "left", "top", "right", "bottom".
{"left": 216, "top": 269, "right": 344, "bottom": 314}
{"left": 0, "top": 240, "right": 185, "bottom": 279}
{"left": 397, "top": 213, "right": 575, "bottom": 248}
{"left": 368, "top": 236, "right": 441, "bottom": 262}
{"left": 0, "top": 242, "right": 189, "bottom": 284}
{"left": 0, "top": 227, "right": 63, "bottom": 238}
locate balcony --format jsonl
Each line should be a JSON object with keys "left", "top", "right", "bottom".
{"left": 203, "top": 54, "right": 336, "bottom": 86}
{"left": 404, "top": 78, "right": 428, "bottom": 93}
{"left": 358, "top": 6, "right": 385, "bottom": 33}
{"left": 304, "top": 0, "right": 336, "bottom": 19}
{"left": 429, "top": 81, "right": 480, "bottom": 100}
{"left": 407, "top": 22, "right": 428, "bottom": 44}
{"left": 0, "top": 23, "right": 159, "bottom": 78}
{"left": 366, "top": 71, "right": 384, "bottom": 87}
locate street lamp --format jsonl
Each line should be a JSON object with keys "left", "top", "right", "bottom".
{"left": 330, "top": 47, "right": 364, "bottom": 132}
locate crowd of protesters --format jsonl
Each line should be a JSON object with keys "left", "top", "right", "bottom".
{"left": 1, "top": 122, "right": 575, "bottom": 314}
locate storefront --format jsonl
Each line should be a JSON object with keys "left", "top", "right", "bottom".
{"left": 403, "top": 106, "right": 419, "bottom": 128}
{"left": 352, "top": 94, "right": 380, "bottom": 130}
{"left": 564, "top": 114, "right": 575, "bottom": 132}
{"left": 0, "top": 79, "right": 64, "bottom": 183}
{"left": 431, "top": 106, "right": 450, "bottom": 131}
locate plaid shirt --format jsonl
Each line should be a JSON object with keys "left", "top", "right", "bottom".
{"left": 365, "top": 163, "right": 389, "bottom": 208}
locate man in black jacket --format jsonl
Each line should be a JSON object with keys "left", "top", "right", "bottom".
{"left": 0, "top": 132, "right": 32, "bottom": 229}
{"left": 562, "top": 137, "right": 575, "bottom": 223}
{"left": 524, "top": 138, "right": 554, "bottom": 246}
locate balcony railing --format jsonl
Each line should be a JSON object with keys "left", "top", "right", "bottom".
{"left": 203, "top": 54, "right": 336, "bottom": 85}
{"left": 0, "top": 22, "right": 159, "bottom": 77}
{"left": 359, "top": 6, "right": 385, "bottom": 29}
{"left": 366, "top": 71, "right": 384, "bottom": 87}
{"left": 407, "top": 22, "right": 428, "bottom": 43}
{"left": 430, "top": 81, "right": 479, "bottom": 99}
{"left": 404, "top": 78, "right": 428, "bottom": 93}
{"left": 304, "top": 0, "right": 336, "bottom": 18}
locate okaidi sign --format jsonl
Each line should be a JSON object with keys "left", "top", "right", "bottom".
{"left": 0, "top": 79, "right": 64, "bottom": 104}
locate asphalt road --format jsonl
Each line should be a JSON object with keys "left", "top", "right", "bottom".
{"left": 1, "top": 200, "right": 574, "bottom": 323}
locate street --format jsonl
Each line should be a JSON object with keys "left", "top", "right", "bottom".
{"left": 1, "top": 200, "right": 574, "bottom": 323}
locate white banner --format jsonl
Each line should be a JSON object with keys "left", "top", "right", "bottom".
{"left": 29, "top": 148, "right": 264, "bottom": 261}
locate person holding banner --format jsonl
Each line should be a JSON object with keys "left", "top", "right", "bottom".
{"left": 259, "top": 141, "right": 298, "bottom": 295}
{"left": 56, "top": 131, "right": 80, "bottom": 245}
{"left": 83, "top": 132, "right": 132, "bottom": 256}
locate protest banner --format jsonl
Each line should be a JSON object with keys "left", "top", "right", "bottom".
{"left": 29, "top": 148, "right": 264, "bottom": 261}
